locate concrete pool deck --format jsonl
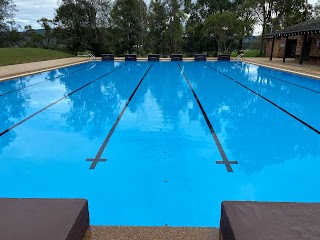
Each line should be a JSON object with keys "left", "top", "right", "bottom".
{"left": 242, "top": 57, "right": 320, "bottom": 80}
{"left": 0, "top": 57, "right": 88, "bottom": 81}
{"left": 84, "top": 226, "right": 219, "bottom": 240}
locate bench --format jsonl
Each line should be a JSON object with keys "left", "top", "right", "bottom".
{"left": 125, "top": 54, "right": 137, "bottom": 61}
{"left": 170, "top": 54, "right": 183, "bottom": 61}
{"left": 218, "top": 54, "right": 230, "bottom": 61}
{"left": 194, "top": 54, "right": 207, "bottom": 61}
{"left": 148, "top": 54, "right": 160, "bottom": 61}
{"left": 220, "top": 201, "right": 320, "bottom": 240}
{"left": 101, "top": 54, "right": 114, "bottom": 61}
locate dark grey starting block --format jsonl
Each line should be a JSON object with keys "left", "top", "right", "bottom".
{"left": 101, "top": 54, "right": 114, "bottom": 61}
{"left": 220, "top": 201, "right": 320, "bottom": 240}
{"left": 218, "top": 54, "right": 230, "bottom": 61}
{"left": 194, "top": 54, "right": 207, "bottom": 61}
{"left": 148, "top": 54, "right": 160, "bottom": 61}
{"left": 0, "top": 198, "right": 89, "bottom": 240}
{"left": 125, "top": 54, "right": 137, "bottom": 61}
{"left": 170, "top": 54, "right": 183, "bottom": 61}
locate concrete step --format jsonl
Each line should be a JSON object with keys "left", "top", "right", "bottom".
{"left": 85, "top": 226, "right": 219, "bottom": 240}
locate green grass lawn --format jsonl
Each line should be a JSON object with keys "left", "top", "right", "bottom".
{"left": 0, "top": 48, "right": 73, "bottom": 67}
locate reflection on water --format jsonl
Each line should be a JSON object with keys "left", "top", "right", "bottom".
{"left": 0, "top": 78, "right": 31, "bottom": 153}
{"left": 60, "top": 62, "right": 151, "bottom": 138}
{"left": 182, "top": 62, "right": 320, "bottom": 175}
{"left": 0, "top": 61, "right": 106, "bottom": 150}
{"left": 0, "top": 61, "right": 319, "bottom": 227}
{"left": 0, "top": 61, "right": 319, "bottom": 177}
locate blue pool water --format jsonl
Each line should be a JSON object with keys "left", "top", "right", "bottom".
{"left": 0, "top": 60, "right": 319, "bottom": 227}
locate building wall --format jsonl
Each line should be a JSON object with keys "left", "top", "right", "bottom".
{"left": 276, "top": 38, "right": 286, "bottom": 57}
{"left": 310, "top": 34, "right": 320, "bottom": 57}
{"left": 266, "top": 38, "right": 286, "bottom": 58}
{"left": 266, "top": 35, "right": 320, "bottom": 61}
{"left": 265, "top": 40, "right": 272, "bottom": 57}
{"left": 295, "top": 36, "right": 303, "bottom": 56}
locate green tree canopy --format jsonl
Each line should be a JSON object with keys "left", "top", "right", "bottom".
{"left": 0, "top": 0, "right": 16, "bottom": 33}
{"left": 147, "top": 0, "right": 169, "bottom": 54}
{"left": 54, "top": 0, "right": 112, "bottom": 54}
{"left": 203, "top": 12, "right": 247, "bottom": 53}
{"left": 111, "top": 0, "right": 147, "bottom": 55}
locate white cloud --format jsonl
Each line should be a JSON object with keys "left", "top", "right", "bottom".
{"left": 13, "top": 0, "right": 319, "bottom": 30}
{"left": 14, "top": 0, "right": 58, "bottom": 29}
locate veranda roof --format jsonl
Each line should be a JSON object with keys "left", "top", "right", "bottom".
{"left": 266, "top": 19, "right": 320, "bottom": 38}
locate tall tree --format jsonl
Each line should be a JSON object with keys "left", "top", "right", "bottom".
{"left": 184, "top": 2, "right": 209, "bottom": 54}
{"left": 54, "top": 0, "right": 112, "bottom": 54}
{"left": 23, "top": 25, "right": 43, "bottom": 47}
{"left": 147, "top": 0, "right": 169, "bottom": 54}
{"left": 37, "top": 18, "right": 54, "bottom": 49}
{"left": 314, "top": 0, "right": 320, "bottom": 18}
{"left": 111, "top": 0, "right": 147, "bottom": 55}
{"left": 0, "top": 0, "right": 16, "bottom": 33}
{"left": 203, "top": 12, "right": 246, "bottom": 53}
{"left": 0, "top": 0, "right": 17, "bottom": 47}
{"left": 243, "top": 0, "right": 312, "bottom": 56}
{"left": 165, "top": 0, "right": 185, "bottom": 54}
{"left": 196, "top": 0, "right": 231, "bottom": 18}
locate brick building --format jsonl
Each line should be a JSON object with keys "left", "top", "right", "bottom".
{"left": 265, "top": 19, "right": 320, "bottom": 64}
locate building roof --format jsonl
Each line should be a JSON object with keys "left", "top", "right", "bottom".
{"left": 266, "top": 19, "right": 320, "bottom": 38}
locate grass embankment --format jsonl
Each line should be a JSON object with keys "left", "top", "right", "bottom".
{"left": 0, "top": 48, "right": 73, "bottom": 67}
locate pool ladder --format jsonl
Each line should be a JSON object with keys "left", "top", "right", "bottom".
{"left": 77, "top": 53, "right": 96, "bottom": 61}
{"left": 237, "top": 53, "right": 245, "bottom": 61}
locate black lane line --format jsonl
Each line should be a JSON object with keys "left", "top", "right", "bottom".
{"left": 0, "top": 65, "right": 125, "bottom": 137}
{"left": 256, "top": 71, "right": 320, "bottom": 94}
{"left": 205, "top": 63, "right": 320, "bottom": 135}
{"left": 178, "top": 64, "right": 237, "bottom": 173}
{"left": 0, "top": 63, "right": 95, "bottom": 97}
{"left": 86, "top": 64, "right": 153, "bottom": 170}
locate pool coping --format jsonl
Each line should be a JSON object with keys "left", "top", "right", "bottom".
{"left": 242, "top": 59, "right": 320, "bottom": 80}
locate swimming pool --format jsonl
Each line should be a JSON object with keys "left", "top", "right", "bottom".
{"left": 0, "top": 60, "right": 319, "bottom": 227}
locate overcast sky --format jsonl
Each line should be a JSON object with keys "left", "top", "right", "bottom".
{"left": 14, "top": 0, "right": 318, "bottom": 30}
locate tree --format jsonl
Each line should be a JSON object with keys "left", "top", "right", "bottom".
{"left": 37, "top": 18, "right": 54, "bottom": 49}
{"left": 23, "top": 25, "right": 43, "bottom": 47}
{"left": 147, "top": 0, "right": 169, "bottom": 54}
{"left": 313, "top": 0, "right": 320, "bottom": 18}
{"left": 203, "top": 12, "right": 246, "bottom": 53}
{"left": 0, "top": 0, "right": 17, "bottom": 47}
{"left": 54, "top": 0, "right": 112, "bottom": 54}
{"left": 0, "top": 0, "right": 16, "bottom": 32}
{"left": 184, "top": 2, "right": 209, "bottom": 55}
{"left": 165, "top": 0, "right": 185, "bottom": 54}
{"left": 111, "top": 0, "right": 147, "bottom": 55}
{"left": 196, "top": 0, "right": 231, "bottom": 18}
{"left": 282, "top": 0, "right": 312, "bottom": 27}
{"left": 243, "top": 0, "right": 312, "bottom": 56}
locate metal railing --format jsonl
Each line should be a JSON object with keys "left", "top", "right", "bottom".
{"left": 237, "top": 53, "right": 245, "bottom": 61}
{"left": 77, "top": 53, "right": 96, "bottom": 60}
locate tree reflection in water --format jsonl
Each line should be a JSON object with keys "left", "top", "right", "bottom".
{"left": 60, "top": 63, "right": 151, "bottom": 139}
{"left": 0, "top": 76, "right": 31, "bottom": 153}
{"left": 182, "top": 62, "right": 319, "bottom": 175}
